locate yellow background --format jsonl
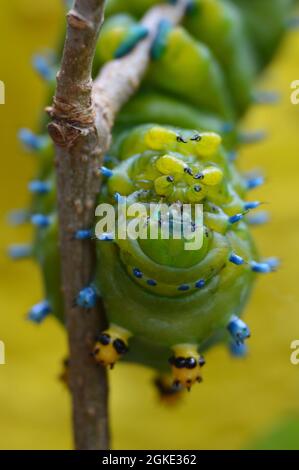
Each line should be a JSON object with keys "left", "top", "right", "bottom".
{"left": 0, "top": 0, "right": 299, "bottom": 450}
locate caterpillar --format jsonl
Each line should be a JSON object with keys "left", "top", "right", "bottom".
{"left": 12, "top": 0, "right": 296, "bottom": 398}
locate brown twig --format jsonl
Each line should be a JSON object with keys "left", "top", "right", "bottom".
{"left": 48, "top": 0, "right": 187, "bottom": 450}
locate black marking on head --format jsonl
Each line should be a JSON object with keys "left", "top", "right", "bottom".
{"left": 191, "top": 134, "right": 202, "bottom": 142}
{"left": 97, "top": 333, "right": 111, "bottom": 346}
{"left": 167, "top": 175, "right": 174, "bottom": 183}
{"left": 174, "top": 356, "right": 186, "bottom": 368}
{"left": 185, "top": 357, "right": 197, "bottom": 369}
{"left": 198, "top": 356, "right": 206, "bottom": 367}
{"left": 176, "top": 135, "right": 188, "bottom": 143}
{"left": 184, "top": 167, "right": 193, "bottom": 176}
{"left": 113, "top": 338, "right": 128, "bottom": 355}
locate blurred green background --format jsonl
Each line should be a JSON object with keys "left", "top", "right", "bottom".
{"left": 0, "top": 0, "right": 299, "bottom": 450}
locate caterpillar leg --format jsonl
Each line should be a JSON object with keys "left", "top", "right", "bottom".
{"left": 168, "top": 344, "right": 205, "bottom": 391}
{"left": 154, "top": 373, "right": 184, "bottom": 405}
{"left": 92, "top": 324, "right": 131, "bottom": 369}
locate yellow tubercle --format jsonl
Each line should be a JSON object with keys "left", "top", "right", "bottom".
{"left": 194, "top": 132, "right": 222, "bottom": 157}
{"left": 186, "top": 184, "right": 207, "bottom": 202}
{"left": 154, "top": 175, "right": 174, "bottom": 196}
{"left": 108, "top": 172, "right": 134, "bottom": 196}
{"left": 204, "top": 211, "right": 228, "bottom": 234}
{"left": 169, "top": 344, "right": 205, "bottom": 390}
{"left": 155, "top": 154, "right": 186, "bottom": 175}
{"left": 93, "top": 324, "right": 131, "bottom": 368}
{"left": 200, "top": 166, "right": 223, "bottom": 186}
{"left": 145, "top": 126, "right": 177, "bottom": 151}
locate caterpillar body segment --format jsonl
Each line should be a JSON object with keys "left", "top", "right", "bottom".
{"left": 96, "top": 15, "right": 235, "bottom": 119}
{"left": 183, "top": 0, "right": 257, "bottom": 114}
{"left": 16, "top": 0, "right": 295, "bottom": 394}
{"left": 231, "top": 0, "right": 298, "bottom": 68}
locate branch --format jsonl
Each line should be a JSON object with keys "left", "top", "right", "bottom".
{"left": 48, "top": 0, "right": 109, "bottom": 451}
{"left": 48, "top": 0, "right": 187, "bottom": 450}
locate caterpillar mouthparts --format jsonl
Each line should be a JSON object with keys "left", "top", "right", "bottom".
{"left": 13, "top": 0, "right": 295, "bottom": 395}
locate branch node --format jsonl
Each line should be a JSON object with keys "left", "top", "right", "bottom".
{"left": 67, "top": 10, "right": 94, "bottom": 31}
{"left": 48, "top": 121, "right": 82, "bottom": 148}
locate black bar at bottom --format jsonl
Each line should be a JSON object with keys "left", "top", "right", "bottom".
{"left": 0, "top": 450, "right": 297, "bottom": 465}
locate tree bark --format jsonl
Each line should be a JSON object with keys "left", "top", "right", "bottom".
{"left": 48, "top": 0, "right": 187, "bottom": 450}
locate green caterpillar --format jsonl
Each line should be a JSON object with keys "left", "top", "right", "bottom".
{"left": 12, "top": 0, "right": 296, "bottom": 397}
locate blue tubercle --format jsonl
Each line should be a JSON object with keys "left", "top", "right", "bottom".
{"left": 246, "top": 175, "right": 265, "bottom": 190}
{"left": 178, "top": 284, "right": 190, "bottom": 291}
{"left": 28, "top": 300, "right": 51, "bottom": 323}
{"left": 76, "top": 286, "right": 97, "bottom": 309}
{"left": 32, "top": 54, "right": 55, "bottom": 81}
{"left": 28, "top": 180, "right": 51, "bottom": 195}
{"left": 228, "top": 213, "right": 245, "bottom": 224}
{"left": 18, "top": 129, "right": 46, "bottom": 151}
{"left": 97, "top": 232, "right": 114, "bottom": 241}
{"left": 227, "top": 150, "right": 238, "bottom": 162}
{"left": 244, "top": 201, "right": 261, "bottom": 210}
{"left": 8, "top": 209, "right": 29, "bottom": 226}
{"left": 75, "top": 229, "right": 92, "bottom": 240}
{"left": 247, "top": 211, "right": 269, "bottom": 226}
{"left": 150, "top": 19, "right": 172, "bottom": 60}
{"left": 229, "top": 253, "right": 245, "bottom": 266}
{"left": 250, "top": 261, "right": 275, "bottom": 273}
{"left": 221, "top": 122, "right": 234, "bottom": 134}
{"left": 31, "top": 214, "right": 51, "bottom": 228}
{"left": 195, "top": 279, "right": 205, "bottom": 289}
{"left": 114, "top": 24, "right": 149, "bottom": 59}
{"left": 252, "top": 90, "right": 280, "bottom": 105}
{"left": 263, "top": 257, "right": 279, "bottom": 270}
{"left": 133, "top": 268, "right": 143, "bottom": 279}
{"left": 239, "top": 130, "right": 267, "bottom": 144}
{"left": 147, "top": 279, "right": 157, "bottom": 287}
{"left": 114, "top": 192, "right": 126, "bottom": 203}
{"left": 229, "top": 341, "right": 248, "bottom": 357}
{"left": 227, "top": 315, "right": 250, "bottom": 344}
{"left": 100, "top": 166, "right": 113, "bottom": 178}
{"left": 8, "top": 244, "right": 32, "bottom": 260}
